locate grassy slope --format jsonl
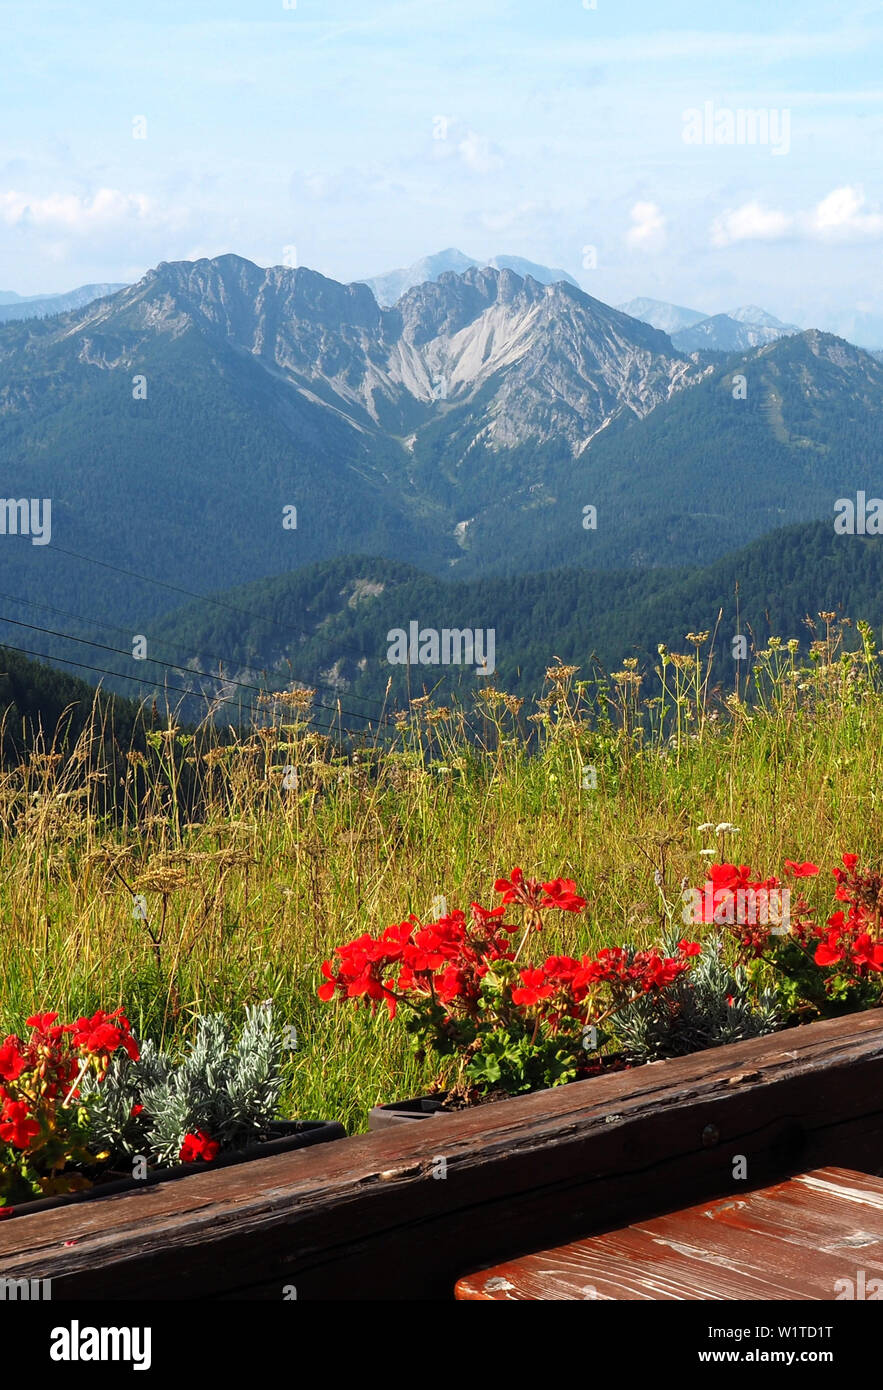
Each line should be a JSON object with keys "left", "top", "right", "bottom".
{"left": 1, "top": 625, "right": 880, "bottom": 1131}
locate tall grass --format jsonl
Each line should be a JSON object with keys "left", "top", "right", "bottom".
{"left": 2, "top": 617, "right": 882, "bottom": 1131}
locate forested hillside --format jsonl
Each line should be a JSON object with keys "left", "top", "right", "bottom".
{"left": 138, "top": 520, "right": 882, "bottom": 718}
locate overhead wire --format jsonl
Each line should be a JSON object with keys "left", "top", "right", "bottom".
{"left": 0, "top": 627, "right": 382, "bottom": 741}
{"left": 0, "top": 612, "right": 383, "bottom": 730}
{"left": 43, "top": 540, "right": 390, "bottom": 711}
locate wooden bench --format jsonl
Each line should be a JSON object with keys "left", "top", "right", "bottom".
{"left": 456, "top": 1166, "right": 883, "bottom": 1299}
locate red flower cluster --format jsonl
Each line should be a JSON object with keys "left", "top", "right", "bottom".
{"left": 319, "top": 905, "right": 517, "bottom": 1019}
{"left": 511, "top": 942, "right": 698, "bottom": 1025}
{"left": 0, "top": 1101, "right": 39, "bottom": 1150}
{"left": 494, "top": 868, "right": 586, "bottom": 916}
{"left": 691, "top": 855, "right": 883, "bottom": 999}
{"left": 319, "top": 866, "right": 703, "bottom": 1101}
{"left": 812, "top": 855, "right": 883, "bottom": 975}
{"left": 686, "top": 862, "right": 810, "bottom": 956}
{"left": 0, "top": 1009, "right": 139, "bottom": 1156}
{"left": 70, "top": 1010, "right": 140, "bottom": 1061}
{"left": 319, "top": 871, "right": 586, "bottom": 1021}
{"left": 179, "top": 1131, "right": 220, "bottom": 1163}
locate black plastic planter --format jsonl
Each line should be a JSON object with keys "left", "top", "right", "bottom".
{"left": 2, "top": 1119, "right": 346, "bottom": 1220}
{"left": 368, "top": 1095, "right": 449, "bottom": 1129}
{"left": 368, "top": 1057, "right": 635, "bottom": 1130}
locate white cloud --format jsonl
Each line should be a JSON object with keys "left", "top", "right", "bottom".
{"left": 457, "top": 130, "right": 502, "bottom": 175}
{"left": 429, "top": 119, "right": 503, "bottom": 175}
{"left": 711, "top": 185, "right": 883, "bottom": 247}
{"left": 812, "top": 185, "right": 883, "bottom": 237}
{"left": 0, "top": 188, "right": 152, "bottom": 233}
{"left": 626, "top": 201, "right": 666, "bottom": 251}
{"left": 712, "top": 201, "right": 792, "bottom": 247}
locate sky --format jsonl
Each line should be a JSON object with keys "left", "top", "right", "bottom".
{"left": 1, "top": 0, "right": 882, "bottom": 341}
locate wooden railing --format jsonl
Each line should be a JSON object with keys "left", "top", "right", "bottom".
{"left": 2, "top": 1010, "right": 883, "bottom": 1300}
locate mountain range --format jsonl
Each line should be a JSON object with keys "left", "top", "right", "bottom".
{"left": 0, "top": 252, "right": 881, "bottom": 714}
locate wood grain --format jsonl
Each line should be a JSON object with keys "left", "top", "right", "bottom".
{"left": 2, "top": 1010, "right": 883, "bottom": 1299}
{"left": 455, "top": 1167, "right": 883, "bottom": 1300}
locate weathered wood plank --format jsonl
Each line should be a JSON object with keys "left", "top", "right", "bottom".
{"left": 455, "top": 1166, "right": 883, "bottom": 1300}
{"left": 2, "top": 1011, "right": 883, "bottom": 1300}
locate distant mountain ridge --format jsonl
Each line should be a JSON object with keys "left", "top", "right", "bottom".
{"left": 0, "top": 282, "right": 127, "bottom": 323}
{"left": 618, "top": 295, "right": 800, "bottom": 352}
{"left": 617, "top": 297, "right": 709, "bottom": 336}
{"left": 672, "top": 312, "right": 800, "bottom": 353}
{"left": 359, "top": 247, "right": 579, "bottom": 306}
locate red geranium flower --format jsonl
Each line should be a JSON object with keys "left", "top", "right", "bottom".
{"left": 494, "top": 867, "right": 526, "bottom": 904}
{"left": 814, "top": 930, "right": 843, "bottom": 967}
{"left": 539, "top": 879, "right": 586, "bottom": 913}
{"left": 0, "top": 1100, "right": 40, "bottom": 1150}
{"left": 512, "top": 968, "right": 556, "bottom": 1007}
{"left": 317, "top": 960, "right": 337, "bottom": 1002}
{"left": 179, "top": 1130, "right": 220, "bottom": 1163}
{"left": 71, "top": 1009, "right": 139, "bottom": 1062}
{"left": 25, "top": 1012, "right": 60, "bottom": 1030}
{"left": 0, "top": 1039, "right": 28, "bottom": 1083}
{"left": 852, "top": 934, "right": 883, "bottom": 973}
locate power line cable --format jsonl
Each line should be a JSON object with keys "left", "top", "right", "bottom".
{"left": 0, "top": 612, "right": 381, "bottom": 729}
{"left": 0, "top": 637, "right": 383, "bottom": 745}
{"left": 0, "top": 639, "right": 262, "bottom": 721}
{"left": 44, "top": 540, "right": 390, "bottom": 710}
{"left": 0, "top": 631, "right": 379, "bottom": 742}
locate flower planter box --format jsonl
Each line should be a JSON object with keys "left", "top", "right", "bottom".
{"left": 2, "top": 1119, "right": 346, "bottom": 1220}
{"left": 2, "top": 1010, "right": 883, "bottom": 1299}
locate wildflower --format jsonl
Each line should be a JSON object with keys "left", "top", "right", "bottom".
{"left": 784, "top": 861, "right": 820, "bottom": 878}
{"left": 545, "top": 664, "right": 579, "bottom": 684}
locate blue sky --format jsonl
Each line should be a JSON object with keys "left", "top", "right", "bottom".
{"left": 2, "top": 0, "right": 882, "bottom": 340}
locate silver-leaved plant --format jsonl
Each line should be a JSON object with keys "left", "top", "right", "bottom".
{"left": 80, "top": 1001, "right": 287, "bottom": 1168}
